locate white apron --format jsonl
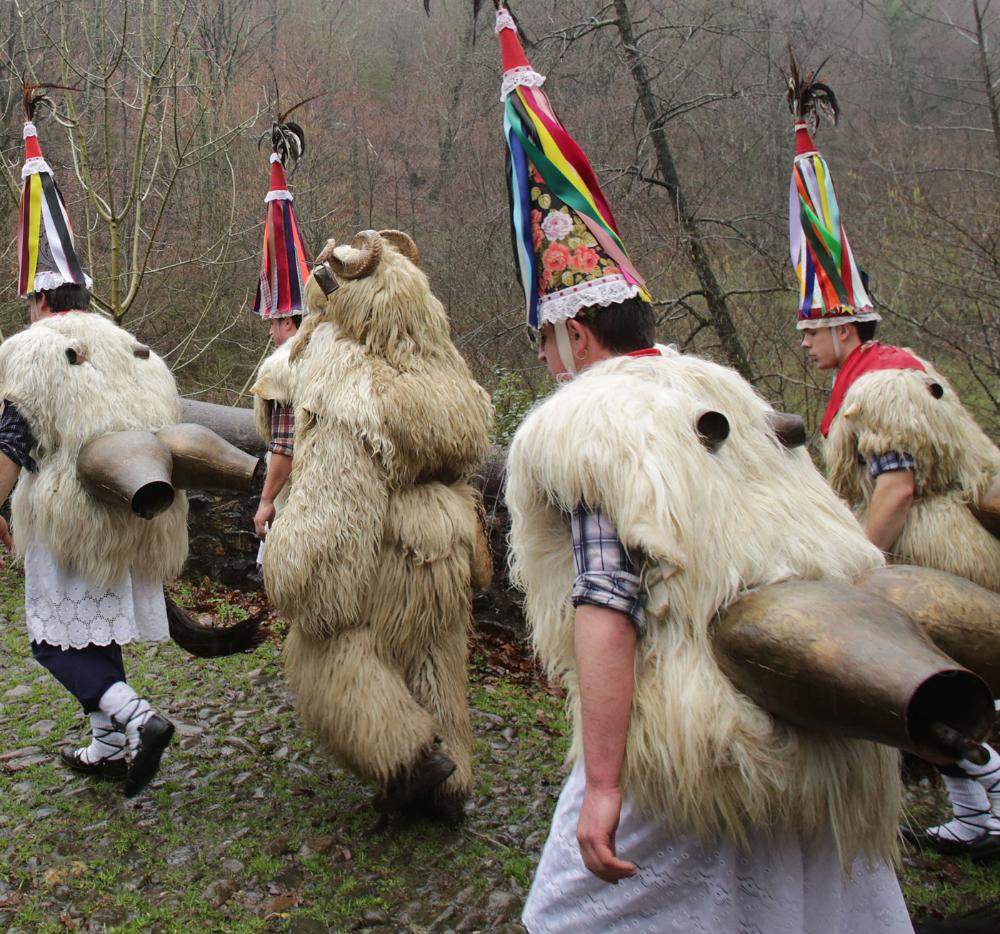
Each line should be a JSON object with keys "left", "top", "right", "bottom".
{"left": 24, "top": 542, "right": 168, "bottom": 649}
{"left": 523, "top": 762, "right": 914, "bottom": 934}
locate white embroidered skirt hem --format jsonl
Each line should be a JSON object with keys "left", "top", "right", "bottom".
{"left": 24, "top": 542, "right": 168, "bottom": 649}
{"left": 522, "top": 761, "right": 913, "bottom": 934}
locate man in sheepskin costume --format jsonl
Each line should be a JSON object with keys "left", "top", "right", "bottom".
{"left": 495, "top": 14, "right": 912, "bottom": 930}
{"left": 263, "top": 228, "right": 493, "bottom": 822}
{"left": 788, "top": 60, "right": 1000, "bottom": 859}
{"left": 249, "top": 120, "right": 312, "bottom": 546}
{"left": 0, "top": 96, "right": 183, "bottom": 797}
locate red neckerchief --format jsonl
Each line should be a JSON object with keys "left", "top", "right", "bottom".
{"left": 625, "top": 347, "right": 662, "bottom": 358}
{"left": 820, "top": 341, "right": 925, "bottom": 437}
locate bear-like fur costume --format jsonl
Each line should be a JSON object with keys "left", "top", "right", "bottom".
{"left": 0, "top": 312, "right": 188, "bottom": 590}
{"left": 265, "top": 230, "right": 493, "bottom": 809}
{"left": 506, "top": 349, "right": 901, "bottom": 866}
{"left": 251, "top": 341, "right": 298, "bottom": 512}
{"left": 825, "top": 357, "right": 1000, "bottom": 592}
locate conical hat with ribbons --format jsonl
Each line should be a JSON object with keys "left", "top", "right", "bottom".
{"left": 495, "top": 6, "right": 650, "bottom": 331}
{"left": 17, "top": 119, "right": 91, "bottom": 297}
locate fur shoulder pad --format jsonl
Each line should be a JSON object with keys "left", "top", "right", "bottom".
{"left": 826, "top": 364, "right": 1000, "bottom": 499}
{"left": 251, "top": 342, "right": 296, "bottom": 405}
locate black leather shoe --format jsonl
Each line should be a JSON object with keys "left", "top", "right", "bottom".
{"left": 59, "top": 747, "right": 127, "bottom": 780}
{"left": 123, "top": 715, "right": 174, "bottom": 798}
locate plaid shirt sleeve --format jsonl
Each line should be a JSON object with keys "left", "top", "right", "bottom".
{"left": 268, "top": 402, "right": 295, "bottom": 457}
{"left": 570, "top": 504, "right": 646, "bottom": 634}
{"left": 868, "top": 451, "right": 916, "bottom": 481}
{"left": 0, "top": 401, "right": 37, "bottom": 473}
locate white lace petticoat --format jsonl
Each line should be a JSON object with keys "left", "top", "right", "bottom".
{"left": 522, "top": 762, "right": 914, "bottom": 934}
{"left": 24, "top": 543, "right": 168, "bottom": 649}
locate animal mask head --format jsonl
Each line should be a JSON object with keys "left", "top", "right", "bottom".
{"left": 296, "top": 229, "right": 451, "bottom": 366}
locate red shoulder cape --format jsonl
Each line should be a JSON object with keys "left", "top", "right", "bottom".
{"left": 820, "top": 342, "right": 925, "bottom": 437}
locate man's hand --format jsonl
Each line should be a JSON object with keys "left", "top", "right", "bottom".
{"left": 576, "top": 784, "right": 637, "bottom": 883}
{"left": 254, "top": 499, "right": 275, "bottom": 539}
{"left": 0, "top": 516, "right": 11, "bottom": 567}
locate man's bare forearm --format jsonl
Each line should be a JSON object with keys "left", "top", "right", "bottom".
{"left": 0, "top": 453, "right": 20, "bottom": 507}
{"left": 260, "top": 452, "right": 293, "bottom": 504}
{"left": 575, "top": 605, "right": 636, "bottom": 788}
{"left": 866, "top": 469, "right": 914, "bottom": 553}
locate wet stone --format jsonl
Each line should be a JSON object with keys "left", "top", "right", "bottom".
{"left": 0, "top": 746, "right": 42, "bottom": 762}
{"left": 166, "top": 845, "right": 198, "bottom": 867}
{"left": 289, "top": 919, "right": 328, "bottom": 934}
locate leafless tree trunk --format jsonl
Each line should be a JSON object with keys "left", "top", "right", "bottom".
{"left": 611, "top": 0, "right": 752, "bottom": 378}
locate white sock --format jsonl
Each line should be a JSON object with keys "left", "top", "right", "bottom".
{"left": 959, "top": 744, "right": 1000, "bottom": 830}
{"left": 98, "top": 681, "right": 153, "bottom": 758}
{"left": 77, "top": 711, "right": 126, "bottom": 764}
{"left": 927, "top": 773, "right": 992, "bottom": 843}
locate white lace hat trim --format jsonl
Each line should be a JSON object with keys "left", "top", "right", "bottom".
{"left": 495, "top": 8, "right": 516, "bottom": 32}
{"left": 501, "top": 66, "right": 546, "bottom": 102}
{"left": 22, "top": 156, "right": 52, "bottom": 178}
{"left": 32, "top": 270, "right": 94, "bottom": 291}
{"left": 264, "top": 189, "right": 293, "bottom": 203}
{"left": 537, "top": 274, "right": 642, "bottom": 327}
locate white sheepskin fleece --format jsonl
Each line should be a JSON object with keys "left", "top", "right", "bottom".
{"left": 826, "top": 359, "right": 1000, "bottom": 591}
{"left": 0, "top": 312, "right": 188, "bottom": 589}
{"left": 251, "top": 341, "right": 297, "bottom": 445}
{"left": 506, "top": 350, "right": 901, "bottom": 865}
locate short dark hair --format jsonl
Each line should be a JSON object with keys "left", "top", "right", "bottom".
{"left": 35, "top": 283, "right": 91, "bottom": 313}
{"left": 576, "top": 296, "right": 655, "bottom": 353}
{"left": 852, "top": 319, "right": 878, "bottom": 343}
{"left": 290, "top": 314, "right": 302, "bottom": 330}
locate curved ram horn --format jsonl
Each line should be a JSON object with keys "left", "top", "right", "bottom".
{"left": 766, "top": 411, "right": 806, "bottom": 448}
{"left": 314, "top": 237, "right": 338, "bottom": 267}
{"left": 157, "top": 423, "right": 262, "bottom": 492}
{"left": 855, "top": 564, "right": 1000, "bottom": 696}
{"left": 713, "top": 579, "right": 994, "bottom": 763}
{"left": 378, "top": 229, "right": 420, "bottom": 265}
{"left": 696, "top": 410, "right": 729, "bottom": 452}
{"left": 327, "top": 229, "right": 383, "bottom": 280}
{"left": 77, "top": 431, "right": 175, "bottom": 520}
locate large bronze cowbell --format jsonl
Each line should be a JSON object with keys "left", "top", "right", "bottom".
{"left": 77, "top": 424, "right": 262, "bottom": 519}
{"left": 713, "top": 579, "right": 995, "bottom": 764}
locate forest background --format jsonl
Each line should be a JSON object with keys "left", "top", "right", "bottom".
{"left": 0, "top": 0, "right": 997, "bottom": 440}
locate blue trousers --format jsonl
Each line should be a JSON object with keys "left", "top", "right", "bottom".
{"left": 30, "top": 641, "right": 127, "bottom": 713}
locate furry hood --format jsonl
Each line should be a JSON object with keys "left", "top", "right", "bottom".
{"left": 506, "top": 351, "right": 899, "bottom": 864}
{"left": 824, "top": 355, "right": 1000, "bottom": 591}
{"left": 0, "top": 313, "right": 187, "bottom": 588}
{"left": 0, "top": 312, "right": 180, "bottom": 452}
{"left": 826, "top": 358, "right": 1000, "bottom": 505}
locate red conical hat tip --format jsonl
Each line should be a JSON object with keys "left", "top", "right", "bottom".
{"left": 794, "top": 122, "right": 817, "bottom": 158}
{"left": 498, "top": 15, "right": 531, "bottom": 73}
{"left": 268, "top": 155, "right": 289, "bottom": 194}
{"left": 24, "top": 125, "right": 43, "bottom": 162}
